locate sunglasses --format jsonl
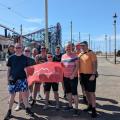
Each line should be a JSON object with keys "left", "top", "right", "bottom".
{"left": 25, "top": 50, "right": 30, "bottom": 52}
{"left": 41, "top": 48, "right": 46, "bottom": 49}
{"left": 15, "top": 47, "right": 22, "bottom": 49}
{"left": 47, "top": 56, "right": 52, "bottom": 58}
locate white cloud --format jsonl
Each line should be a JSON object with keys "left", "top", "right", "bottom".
{"left": 93, "top": 34, "right": 120, "bottom": 41}
{"left": 24, "top": 18, "right": 43, "bottom": 24}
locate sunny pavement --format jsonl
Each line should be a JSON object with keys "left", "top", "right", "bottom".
{"left": 0, "top": 57, "right": 120, "bottom": 120}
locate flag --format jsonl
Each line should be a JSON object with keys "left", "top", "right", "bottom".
{"left": 25, "top": 62, "right": 63, "bottom": 86}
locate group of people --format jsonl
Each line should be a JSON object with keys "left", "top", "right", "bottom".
{"left": 4, "top": 38, "right": 98, "bottom": 120}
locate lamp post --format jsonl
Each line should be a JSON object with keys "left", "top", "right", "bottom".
{"left": 105, "top": 34, "right": 107, "bottom": 59}
{"left": 20, "top": 24, "right": 22, "bottom": 35}
{"left": 70, "top": 21, "right": 72, "bottom": 43}
{"left": 113, "top": 13, "right": 117, "bottom": 64}
{"left": 91, "top": 40, "right": 92, "bottom": 50}
{"left": 79, "top": 32, "right": 80, "bottom": 42}
{"left": 88, "top": 34, "right": 90, "bottom": 49}
{"left": 45, "top": 0, "right": 49, "bottom": 49}
{"left": 109, "top": 36, "right": 111, "bottom": 56}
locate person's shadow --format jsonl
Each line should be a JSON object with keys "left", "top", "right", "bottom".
{"left": 96, "top": 96, "right": 118, "bottom": 104}
{"left": 11, "top": 96, "right": 120, "bottom": 120}
{"left": 78, "top": 95, "right": 120, "bottom": 119}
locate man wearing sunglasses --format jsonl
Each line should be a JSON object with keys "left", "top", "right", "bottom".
{"left": 4, "top": 43, "right": 34, "bottom": 120}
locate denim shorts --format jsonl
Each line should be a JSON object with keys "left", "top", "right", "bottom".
{"left": 8, "top": 79, "right": 28, "bottom": 94}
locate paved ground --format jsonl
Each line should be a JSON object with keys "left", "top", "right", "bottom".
{"left": 0, "top": 57, "right": 120, "bottom": 120}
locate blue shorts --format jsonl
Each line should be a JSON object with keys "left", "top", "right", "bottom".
{"left": 8, "top": 79, "right": 28, "bottom": 94}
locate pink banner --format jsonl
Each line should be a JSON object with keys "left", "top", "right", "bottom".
{"left": 25, "top": 62, "right": 63, "bottom": 86}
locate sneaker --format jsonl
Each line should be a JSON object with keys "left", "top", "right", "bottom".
{"left": 14, "top": 104, "right": 22, "bottom": 111}
{"left": 43, "top": 105, "right": 49, "bottom": 110}
{"left": 37, "top": 94, "right": 43, "bottom": 100}
{"left": 55, "top": 104, "right": 60, "bottom": 110}
{"left": 26, "top": 108, "right": 34, "bottom": 117}
{"left": 4, "top": 109, "right": 11, "bottom": 120}
{"left": 73, "top": 109, "right": 79, "bottom": 117}
{"left": 48, "top": 100, "right": 51, "bottom": 104}
{"left": 64, "top": 106, "right": 73, "bottom": 111}
{"left": 29, "top": 96, "right": 33, "bottom": 102}
{"left": 30, "top": 99, "right": 36, "bottom": 106}
{"left": 83, "top": 105, "right": 92, "bottom": 112}
{"left": 64, "top": 94, "right": 67, "bottom": 100}
{"left": 91, "top": 108, "right": 97, "bottom": 118}
{"left": 83, "top": 96, "right": 88, "bottom": 104}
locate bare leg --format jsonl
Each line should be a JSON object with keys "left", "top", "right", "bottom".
{"left": 67, "top": 93, "right": 72, "bottom": 107}
{"left": 73, "top": 95, "right": 78, "bottom": 109}
{"left": 21, "top": 91, "right": 30, "bottom": 108}
{"left": 54, "top": 91, "right": 59, "bottom": 105}
{"left": 9, "top": 93, "right": 16, "bottom": 109}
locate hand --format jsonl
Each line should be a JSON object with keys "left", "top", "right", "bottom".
{"left": 89, "top": 75, "right": 95, "bottom": 81}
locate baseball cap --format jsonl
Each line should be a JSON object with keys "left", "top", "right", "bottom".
{"left": 80, "top": 41, "right": 88, "bottom": 46}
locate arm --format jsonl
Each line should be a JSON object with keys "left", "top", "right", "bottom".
{"left": 35, "top": 55, "right": 39, "bottom": 64}
{"left": 70, "top": 60, "right": 79, "bottom": 79}
{"left": 92, "top": 60, "right": 97, "bottom": 75}
{"left": 7, "top": 67, "right": 11, "bottom": 84}
{"left": 89, "top": 54, "right": 98, "bottom": 80}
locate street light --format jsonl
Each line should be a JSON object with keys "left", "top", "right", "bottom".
{"left": 79, "top": 32, "right": 80, "bottom": 42}
{"left": 113, "top": 13, "right": 117, "bottom": 64}
{"left": 88, "top": 34, "right": 90, "bottom": 49}
{"left": 109, "top": 36, "right": 111, "bottom": 56}
{"left": 70, "top": 21, "right": 72, "bottom": 43}
{"left": 45, "top": 0, "right": 49, "bottom": 49}
{"left": 105, "top": 34, "right": 107, "bottom": 59}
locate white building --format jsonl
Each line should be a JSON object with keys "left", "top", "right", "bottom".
{"left": 0, "top": 35, "right": 14, "bottom": 52}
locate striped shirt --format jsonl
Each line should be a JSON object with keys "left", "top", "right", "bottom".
{"left": 61, "top": 53, "right": 78, "bottom": 78}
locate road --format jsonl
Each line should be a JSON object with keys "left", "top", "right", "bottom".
{"left": 0, "top": 57, "right": 120, "bottom": 120}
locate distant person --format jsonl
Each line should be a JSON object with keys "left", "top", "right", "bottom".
{"left": 61, "top": 42, "right": 79, "bottom": 116}
{"left": 78, "top": 41, "right": 98, "bottom": 118}
{"left": 75, "top": 43, "right": 81, "bottom": 55}
{"left": 53, "top": 46, "right": 65, "bottom": 99}
{"left": 4, "top": 43, "right": 34, "bottom": 120}
{"left": 5, "top": 44, "right": 15, "bottom": 61}
{"left": 31, "top": 48, "right": 38, "bottom": 59}
{"left": 53, "top": 45, "right": 62, "bottom": 62}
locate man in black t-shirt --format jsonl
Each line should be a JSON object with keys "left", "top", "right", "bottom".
{"left": 53, "top": 46, "right": 62, "bottom": 62}
{"left": 4, "top": 43, "right": 34, "bottom": 120}
{"left": 53, "top": 46, "right": 65, "bottom": 99}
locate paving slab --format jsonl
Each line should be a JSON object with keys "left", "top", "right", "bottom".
{"left": 0, "top": 57, "right": 120, "bottom": 120}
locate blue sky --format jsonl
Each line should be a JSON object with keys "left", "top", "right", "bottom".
{"left": 0, "top": 0, "right": 120, "bottom": 52}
